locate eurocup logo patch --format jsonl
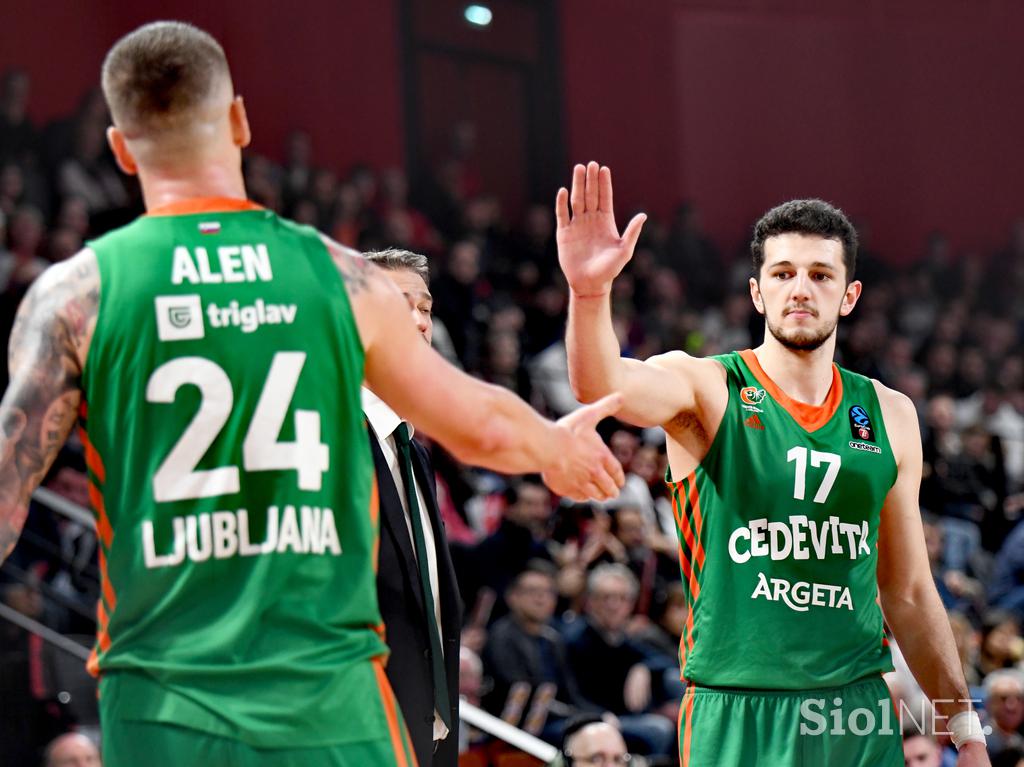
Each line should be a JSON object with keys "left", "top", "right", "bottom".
{"left": 848, "top": 405, "right": 875, "bottom": 442}
{"left": 155, "top": 295, "right": 205, "bottom": 341}
{"left": 741, "top": 387, "right": 767, "bottom": 406}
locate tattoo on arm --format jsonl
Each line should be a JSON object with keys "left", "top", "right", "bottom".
{"left": 0, "top": 253, "right": 99, "bottom": 561}
{"left": 319, "top": 234, "right": 377, "bottom": 297}
{"left": 336, "top": 250, "right": 372, "bottom": 295}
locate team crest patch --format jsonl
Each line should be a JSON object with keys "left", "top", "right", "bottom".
{"left": 848, "top": 405, "right": 875, "bottom": 442}
{"left": 155, "top": 294, "right": 205, "bottom": 341}
{"left": 741, "top": 387, "right": 767, "bottom": 406}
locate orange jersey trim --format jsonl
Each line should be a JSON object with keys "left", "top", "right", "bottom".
{"left": 145, "top": 197, "right": 264, "bottom": 217}
{"left": 739, "top": 349, "right": 843, "bottom": 432}
{"left": 671, "top": 477, "right": 704, "bottom": 672}
{"left": 96, "top": 600, "right": 111, "bottom": 652}
{"left": 98, "top": 548, "right": 117, "bottom": 611}
{"left": 86, "top": 647, "right": 100, "bottom": 677}
{"left": 369, "top": 476, "right": 380, "bottom": 574}
{"left": 88, "top": 482, "right": 113, "bottom": 549}
{"left": 78, "top": 428, "right": 107, "bottom": 484}
{"left": 686, "top": 472, "right": 706, "bottom": 570}
{"left": 373, "top": 659, "right": 414, "bottom": 767}
{"left": 681, "top": 683, "right": 696, "bottom": 766}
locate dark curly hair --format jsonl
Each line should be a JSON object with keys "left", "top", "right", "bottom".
{"left": 750, "top": 199, "right": 858, "bottom": 283}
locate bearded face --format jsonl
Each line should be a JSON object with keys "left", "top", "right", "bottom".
{"left": 751, "top": 233, "right": 860, "bottom": 353}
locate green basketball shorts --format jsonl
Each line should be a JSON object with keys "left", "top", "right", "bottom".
{"left": 678, "top": 676, "right": 903, "bottom": 767}
{"left": 100, "top": 661, "right": 418, "bottom": 767}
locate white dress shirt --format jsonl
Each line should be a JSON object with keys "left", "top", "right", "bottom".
{"left": 362, "top": 388, "right": 449, "bottom": 741}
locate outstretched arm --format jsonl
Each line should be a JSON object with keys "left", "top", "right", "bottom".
{"left": 559, "top": 162, "right": 696, "bottom": 428}
{"left": 875, "top": 385, "right": 990, "bottom": 766}
{"left": 0, "top": 252, "right": 98, "bottom": 562}
{"left": 325, "top": 240, "right": 625, "bottom": 501}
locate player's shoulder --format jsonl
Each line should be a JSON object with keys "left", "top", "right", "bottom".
{"left": 12, "top": 248, "right": 99, "bottom": 371}
{"left": 317, "top": 233, "right": 389, "bottom": 299}
{"left": 647, "top": 349, "right": 726, "bottom": 377}
{"left": 869, "top": 379, "right": 921, "bottom": 464}
{"left": 869, "top": 378, "right": 916, "bottom": 422}
{"left": 318, "top": 233, "right": 363, "bottom": 264}
{"left": 646, "top": 350, "right": 729, "bottom": 403}
{"left": 26, "top": 248, "right": 99, "bottom": 307}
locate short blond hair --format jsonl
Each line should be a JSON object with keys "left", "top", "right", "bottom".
{"left": 101, "top": 21, "right": 230, "bottom": 131}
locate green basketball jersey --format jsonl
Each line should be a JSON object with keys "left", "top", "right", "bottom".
{"left": 80, "top": 200, "right": 387, "bottom": 747}
{"left": 667, "top": 349, "right": 897, "bottom": 690}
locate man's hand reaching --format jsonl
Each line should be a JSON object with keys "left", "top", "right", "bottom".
{"left": 542, "top": 393, "right": 626, "bottom": 502}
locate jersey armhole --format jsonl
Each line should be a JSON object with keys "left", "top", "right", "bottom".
{"left": 666, "top": 356, "right": 732, "bottom": 484}
{"left": 75, "top": 248, "right": 102, "bottom": 393}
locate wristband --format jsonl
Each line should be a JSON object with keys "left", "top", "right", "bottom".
{"left": 948, "top": 710, "right": 986, "bottom": 750}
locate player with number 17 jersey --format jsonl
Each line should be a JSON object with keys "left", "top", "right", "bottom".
{"left": 80, "top": 199, "right": 395, "bottom": 751}
{"left": 669, "top": 348, "right": 896, "bottom": 690}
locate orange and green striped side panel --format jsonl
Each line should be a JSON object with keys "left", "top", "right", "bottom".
{"left": 367, "top": 475, "right": 388, "bottom": 644}
{"left": 678, "top": 682, "right": 697, "bottom": 766}
{"left": 79, "top": 402, "right": 117, "bottom": 678}
{"left": 373, "top": 658, "right": 419, "bottom": 767}
{"left": 668, "top": 470, "right": 706, "bottom": 677}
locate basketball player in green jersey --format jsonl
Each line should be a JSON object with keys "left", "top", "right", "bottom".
{"left": 0, "top": 24, "right": 626, "bottom": 767}
{"left": 556, "top": 163, "right": 990, "bottom": 767}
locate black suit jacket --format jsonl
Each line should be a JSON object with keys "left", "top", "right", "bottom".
{"left": 369, "top": 423, "right": 462, "bottom": 767}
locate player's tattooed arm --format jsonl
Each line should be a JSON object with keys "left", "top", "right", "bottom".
{"left": 0, "top": 251, "right": 98, "bottom": 562}
{"left": 319, "top": 234, "right": 374, "bottom": 296}
{"left": 319, "top": 233, "right": 410, "bottom": 352}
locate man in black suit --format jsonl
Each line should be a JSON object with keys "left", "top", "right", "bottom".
{"left": 363, "top": 249, "right": 462, "bottom": 767}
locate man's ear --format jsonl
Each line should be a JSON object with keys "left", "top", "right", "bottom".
{"left": 839, "top": 280, "right": 863, "bottom": 317}
{"left": 107, "top": 127, "right": 138, "bottom": 175}
{"left": 749, "top": 277, "right": 765, "bottom": 316}
{"left": 230, "top": 95, "right": 251, "bottom": 149}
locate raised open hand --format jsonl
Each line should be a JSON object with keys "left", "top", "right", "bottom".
{"left": 556, "top": 161, "right": 647, "bottom": 297}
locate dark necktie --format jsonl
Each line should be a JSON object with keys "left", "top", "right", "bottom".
{"left": 394, "top": 422, "right": 451, "bottom": 728}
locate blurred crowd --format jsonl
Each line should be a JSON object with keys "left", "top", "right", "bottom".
{"left": 2, "top": 68, "right": 1024, "bottom": 767}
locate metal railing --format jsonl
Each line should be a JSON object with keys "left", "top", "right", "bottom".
{"left": 0, "top": 601, "right": 91, "bottom": 662}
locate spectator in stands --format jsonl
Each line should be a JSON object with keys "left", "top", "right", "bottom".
{"left": 3, "top": 204, "right": 47, "bottom": 282}
{"left": 902, "top": 731, "right": 943, "bottom": 767}
{"left": 977, "top": 611, "right": 1024, "bottom": 678}
{"left": 922, "top": 515, "right": 983, "bottom": 614}
{"left": 483, "top": 560, "right": 592, "bottom": 742}
{"left": 281, "top": 129, "right": 312, "bottom": 207}
{"left": 604, "top": 505, "right": 678, "bottom": 618}
{"left": 0, "top": 69, "right": 36, "bottom": 164}
{"left": 636, "top": 583, "right": 686, "bottom": 658}
{"left": 452, "top": 475, "right": 555, "bottom": 620}
{"left": 377, "top": 167, "right": 441, "bottom": 256}
{"left": 565, "top": 564, "right": 675, "bottom": 758}
{"left": 56, "top": 119, "right": 128, "bottom": 214}
{"left": 43, "top": 732, "right": 101, "bottom": 767}
{"left": 0, "top": 578, "right": 68, "bottom": 767}
{"left": 990, "top": 520, "right": 1024, "bottom": 620}
{"left": 458, "top": 646, "right": 487, "bottom": 755}
{"left": 559, "top": 717, "right": 630, "bottom": 767}
{"left": 993, "top": 750, "right": 1024, "bottom": 767}
{"left": 947, "top": 611, "right": 982, "bottom": 688}
{"left": 432, "top": 239, "right": 485, "bottom": 366}
{"left": 982, "top": 670, "right": 1024, "bottom": 759}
